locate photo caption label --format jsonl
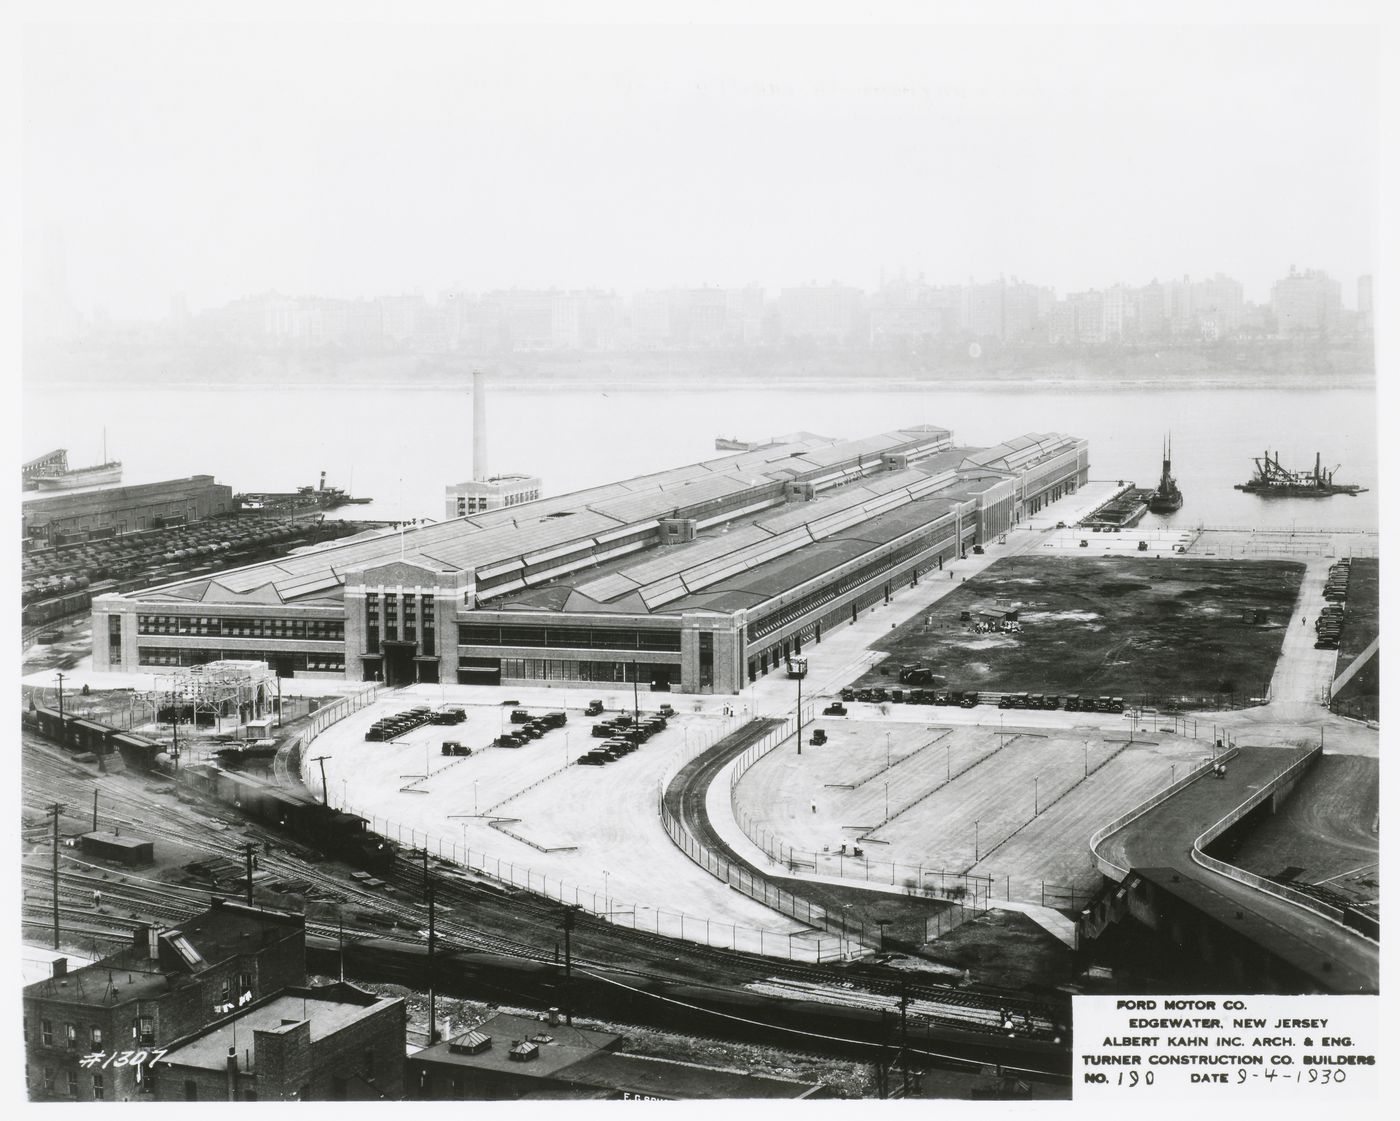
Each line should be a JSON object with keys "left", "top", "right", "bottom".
{"left": 1074, "top": 995, "right": 1378, "bottom": 1099}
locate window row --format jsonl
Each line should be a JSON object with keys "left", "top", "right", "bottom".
{"left": 459, "top": 624, "right": 682, "bottom": 652}
{"left": 136, "top": 615, "right": 344, "bottom": 641}
{"left": 30, "top": 1018, "right": 102, "bottom": 1050}
{"left": 137, "top": 648, "right": 345, "bottom": 673}
{"left": 499, "top": 658, "right": 681, "bottom": 684}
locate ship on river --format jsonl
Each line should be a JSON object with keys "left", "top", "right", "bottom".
{"left": 1146, "top": 435, "right": 1183, "bottom": 514}
{"left": 237, "top": 471, "right": 371, "bottom": 512}
{"left": 1235, "top": 451, "right": 1367, "bottom": 497}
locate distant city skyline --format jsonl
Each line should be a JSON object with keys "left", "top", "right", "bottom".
{"left": 22, "top": 19, "right": 1377, "bottom": 321}
{"left": 26, "top": 260, "right": 1368, "bottom": 354}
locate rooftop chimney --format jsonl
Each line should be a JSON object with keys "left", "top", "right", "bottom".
{"left": 472, "top": 370, "right": 488, "bottom": 481}
{"left": 52, "top": 957, "right": 68, "bottom": 978}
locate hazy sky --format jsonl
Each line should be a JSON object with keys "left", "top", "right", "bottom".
{"left": 22, "top": 15, "right": 1381, "bottom": 318}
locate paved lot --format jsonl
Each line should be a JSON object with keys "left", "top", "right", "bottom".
{"left": 307, "top": 691, "right": 820, "bottom": 954}
{"left": 733, "top": 720, "right": 1205, "bottom": 905}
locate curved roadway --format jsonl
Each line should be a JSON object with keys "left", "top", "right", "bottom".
{"left": 1096, "top": 744, "right": 1378, "bottom": 992}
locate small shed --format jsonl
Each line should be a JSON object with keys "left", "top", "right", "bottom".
{"left": 974, "top": 605, "right": 1019, "bottom": 624}
{"left": 79, "top": 830, "right": 154, "bottom": 867}
{"left": 245, "top": 717, "right": 276, "bottom": 739}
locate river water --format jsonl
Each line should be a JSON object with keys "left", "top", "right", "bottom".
{"left": 22, "top": 383, "right": 1378, "bottom": 531}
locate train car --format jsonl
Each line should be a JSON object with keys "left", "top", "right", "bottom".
{"left": 110, "top": 730, "right": 164, "bottom": 770}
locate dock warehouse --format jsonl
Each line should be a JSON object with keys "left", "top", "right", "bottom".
{"left": 22, "top": 474, "right": 235, "bottom": 549}
{"left": 93, "top": 429, "right": 1088, "bottom": 694}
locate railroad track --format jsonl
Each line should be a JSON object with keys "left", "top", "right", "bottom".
{"left": 22, "top": 734, "right": 1066, "bottom": 1044}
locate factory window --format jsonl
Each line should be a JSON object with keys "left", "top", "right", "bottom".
{"left": 366, "top": 625, "right": 380, "bottom": 655}
{"left": 43, "top": 1068, "right": 54, "bottom": 1094}
{"left": 699, "top": 632, "right": 714, "bottom": 688}
{"left": 40, "top": 1019, "right": 53, "bottom": 1046}
{"left": 92, "top": 1073, "right": 105, "bottom": 1100}
{"left": 138, "top": 1018, "right": 155, "bottom": 1046}
{"left": 67, "top": 1071, "right": 79, "bottom": 1097}
{"left": 65, "top": 1023, "right": 77, "bottom": 1049}
{"left": 461, "top": 625, "right": 682, "bottom": 653}
{"left": 90, "top": 1025, "right": 102, "bottom": 1049}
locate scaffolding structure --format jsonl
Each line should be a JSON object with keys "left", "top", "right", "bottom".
{"left": 142, "top": 660, "right": 278, "bottom": 733}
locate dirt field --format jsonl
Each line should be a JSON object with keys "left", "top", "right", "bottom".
{"left": 855, "top": 555, "right": 1304, "bottom": 708}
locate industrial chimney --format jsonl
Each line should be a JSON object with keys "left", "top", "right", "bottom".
{"left": 472, "top": 370, "right": 488, "bottom": 482}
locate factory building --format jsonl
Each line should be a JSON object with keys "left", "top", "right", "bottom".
{"left": 444, "top": 369, "right": 542, "bottom": 518}
{"left": 23, "top": 475, "right": 235, "bottom": 549}
{"left": 445, "top": 474, "right": 542, "bottom": 518}
{"left": 94, "top": 428, "right": 1088, "bottom": 694}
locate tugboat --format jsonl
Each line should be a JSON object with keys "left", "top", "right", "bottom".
{"left": 1235, "top": 451, "right": 1367, "bottom": 497}
{"left": 1147, "top": 435, "right": 1183, "bottom": 514}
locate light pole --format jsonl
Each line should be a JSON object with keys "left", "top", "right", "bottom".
{"left": 1083, "top": 741, "right": 1089, "bottom": 777}
{"left": 884, "top": 781, "right": 889, "bottom": 820}
{"left": 947, "top": 743, "right": 952, "bottom": 782}
{"left": 603, "top": 870, "right": 610, "bottom": 917}
{"left": 55, "top": 672, "right": 66, "bottom": 724}
{"left": 473, "top": 780, "right": 479, "bottom": 815}
{"left": 796, "top": 663, "right": 803, "bottom": 756}
{"left": 1033, "top": 776, "right": 1038, "bottom": 815}
{"left": 885, "top": 731, "right": 891, "bottom": 769}
{"left": 974, "top": 820, "right": 980, "bottom": 862}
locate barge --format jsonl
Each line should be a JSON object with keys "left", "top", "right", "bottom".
{"left": 1235, "top": 451, "right": 1367, "bottom": 497}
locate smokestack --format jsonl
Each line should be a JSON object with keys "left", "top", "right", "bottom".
{"left": 473, "top": 370, "right": 488, "bottom": 482}
{"left": 227, "top": 1046, "right": 239, "bottom": 1101}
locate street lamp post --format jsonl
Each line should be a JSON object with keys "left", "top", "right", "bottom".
{"left": 885, "top": 731, "right": 891, "bottom": 769}
{"left": 796, "top": 664, "right": 803, "bottom": 756}
{"left": 974, "top": 820, "right": 980, "bottom": 862}
{"left": 1033, "top": 776, "right": 1038, "bottom": 815}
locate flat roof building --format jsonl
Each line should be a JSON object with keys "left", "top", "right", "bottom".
{"left": 152, "top": 981, "right": 406, "bottom": 1102}
{"left": 94, "top": 427, "right": 1088, "bottom": 694}
{"left": 23, "top": 474, "right": 235, "bottom": 548}
{"left": 23, "top": 901, "right": 305, "bottom": 1103}
{"left": 409, "top": 1012, "right": 824, "bottom": 1100}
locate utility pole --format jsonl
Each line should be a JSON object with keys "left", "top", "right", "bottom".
{"left": 631, "top": 661, "right": 640, "bottom": 735}
{"left": 796, "top": 664, "right": 803, "bottom": 756}
{"left": 48, "top": 802, "right": 65, "bottom": 949}
{"left": 411, "top": 847, "right": 431, "bottom": 903}
{"left": 876, "top": 1009, "right": 893, "bottom": 1099}
{"left": 92, "top": 789, "right": 99, "bottom": 832}
{"left": 241, "top": 842, "right": 259, "bottom": 906}
{"left": 899, "top": 979, "right": 911, "bottom": 1098}
{"left": 562, "top": 906, "right": 579, "bottom": 1026}
{"left": 311, "top": 755, "right": 330, "bottom": 805}
{"left": 276, "top": 676, "right": 283, "bottom": 728}
{"left": 56, "top": 672, "right": 66, "bottom": 723}
{"left": 426, "top": 879, "right": 438, "bottom": 1044}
